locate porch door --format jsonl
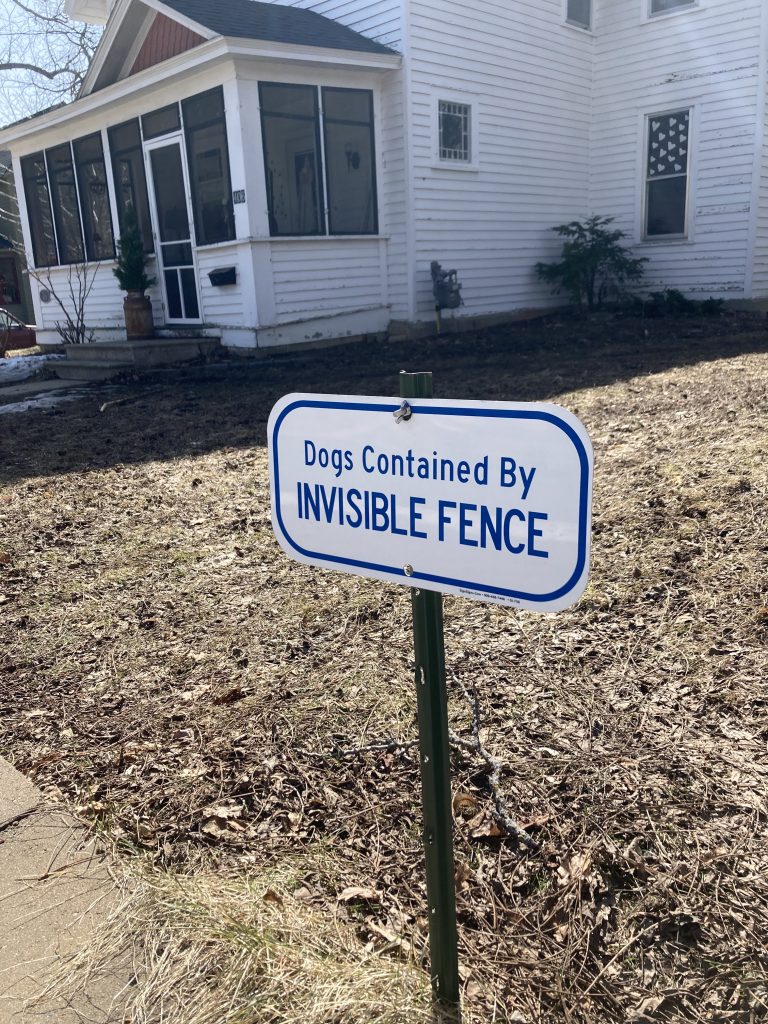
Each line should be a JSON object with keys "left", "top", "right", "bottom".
{"left": 145, "top": 138, "right": 201, "bottom": 323}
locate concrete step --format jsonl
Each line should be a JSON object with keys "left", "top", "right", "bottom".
{"left": 63, "top": 337, "right": 221, "bottom": 367}
{"left": 55, "top": 360, "right": 134, "bottom": 381}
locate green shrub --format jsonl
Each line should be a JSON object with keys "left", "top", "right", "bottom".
{"left": 113, "top": 207, "right": 154, "bottom": 294}
{"left": 642, "top": 289, "right": 724, "bottom": 318}
{"left": 535, "top": 215, "right": 647, "bottom": 311}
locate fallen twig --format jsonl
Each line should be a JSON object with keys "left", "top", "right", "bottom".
{"left": 448, "top": 671, "right": 538, "bottom": 851}
{"left": 0, "top": 804, "right": 40, "bottom": 833}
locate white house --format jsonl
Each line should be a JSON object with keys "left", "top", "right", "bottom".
{"left": 0, "top": 0, "right": 765, "bottom": 351}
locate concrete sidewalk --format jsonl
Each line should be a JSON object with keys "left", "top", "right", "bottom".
{"left": 0, "top": 759, "right": 129, "bottom": 1023}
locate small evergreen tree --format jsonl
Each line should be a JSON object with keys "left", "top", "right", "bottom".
{"left": 536, "top": 215, "right": 646, "bottom": 311}
{"left": 113, "top": 207, "right": 154, "bottom": 293}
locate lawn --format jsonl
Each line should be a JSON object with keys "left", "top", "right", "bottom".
{"left": 1, "top": 311, "right": 767, "bottom": 1023}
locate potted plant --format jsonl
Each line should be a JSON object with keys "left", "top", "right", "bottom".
{"left": 113, "top": 207, "right": 155, "bottom": 340}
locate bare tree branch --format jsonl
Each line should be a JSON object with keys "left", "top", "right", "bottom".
{"left": 0, "top": 0, "right": 101, "bottom": 120}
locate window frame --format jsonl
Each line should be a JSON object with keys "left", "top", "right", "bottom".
{"left": 646, "top": 0, "right": 700, "bottom": 21}
{"left": 430, "top": 90, "right": 480, "bottom": 172}
{"left": 107, "top": 118, "right": 155, "bottom": 254}
{"left": 73, "top": 132, "right": 116, "bottom": 263}
{"left": 259, "top": 81, "right": 380, "bottom": 239}
{"left": 0, "top": 256, "right": 22, "bottom": 306}
{"left": 641, "top": 105, "right": 694, "bottom": 243}
{"left": 321, "top": 85, "right": 378, "bottom": 237}
{"left": 20, "top": 151, "right": 59, "bottom": 269}
{"left": 45, "top": 142, "right": 86, "bottom": 266}
{"left": 181, "top": 86, "right": 236, "bottom": 247}
{"left": 564, "top": 0, "right": 592, "bottom": 31}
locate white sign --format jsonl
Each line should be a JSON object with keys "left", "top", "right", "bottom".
{"left": 268, "top": 394, "right": 593, "bottom": 612}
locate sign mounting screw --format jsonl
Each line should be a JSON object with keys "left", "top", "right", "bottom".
{"left": 393, "top": 400, "right": 412, "bottom": 423}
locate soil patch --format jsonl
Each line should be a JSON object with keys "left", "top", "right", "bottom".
{"left": 1, "top": 311, "right": 767, "bottom": 1022}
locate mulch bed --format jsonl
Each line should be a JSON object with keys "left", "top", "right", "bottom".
{"left": 1, "top": 310, "right": 767, "bottom": 1022}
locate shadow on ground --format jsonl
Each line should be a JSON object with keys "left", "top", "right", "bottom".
{"left": 1, "top": 311, "right": 766, "bottom": 485}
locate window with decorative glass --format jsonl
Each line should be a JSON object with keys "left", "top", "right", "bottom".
{"left": 645, "top": 109, "right": 690, "bottom": 238}
{"left": 438, "top": 100, "right": 471, "bottom": 163}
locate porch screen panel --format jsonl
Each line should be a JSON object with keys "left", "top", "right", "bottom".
{"left": 107, "top": 120, "right": 154, "bottom": 253}
{"left": 322, "top": 88, "right": 377, "bottom": 235}
{"left": 259, "top": 83, "right": 325, "bottom": 237}
{"left": 45, "top": 144, "right": 84, "bottom": 264}
{"left": 20, "top": 153, "right": 58, "bottom": 267}
{"left": 182, "top": 87, "right": 235, "bottom": 245}
{"left": 73, "top": 133, "right": 115, "bottom": 261}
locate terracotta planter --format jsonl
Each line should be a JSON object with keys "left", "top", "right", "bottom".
{"left": 123, "top": 292, "right": 154, "bottom": 341}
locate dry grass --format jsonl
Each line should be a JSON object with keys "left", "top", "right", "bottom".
{"left": 46, "top": 856, "right": 434, "bottom": 1024}
{"left": 1, "top": 311, "right": 767, "bottom": 1022}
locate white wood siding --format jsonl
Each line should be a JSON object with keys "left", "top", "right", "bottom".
{"left": 752, "top": 93, "right": 768, "bottom": 297}
{"left": 29, "top": 262, "right": 153, "bottom": 337}
{"left": 266, "top": 0, "right": 404, "bottom": 51}
{"left": 590, "top": 0, "right": 763, "bottom": 299}
{"left": 269, "top": 238, "right": 387, "bottom": 322}
{"left": 407, "top": 0, "right": 593, "bottom": 318}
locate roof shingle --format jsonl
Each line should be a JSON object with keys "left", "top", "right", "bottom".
{"left": 158, "top": 0, "right": 396, "bottom": 55}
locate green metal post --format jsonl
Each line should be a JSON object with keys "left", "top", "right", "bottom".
{"left": 399, "top": 371, "right": 460, "bottom": 1020}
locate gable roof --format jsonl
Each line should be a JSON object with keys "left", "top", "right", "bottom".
{"left": 156, "top": 0, "right": 394, "bottom": 55}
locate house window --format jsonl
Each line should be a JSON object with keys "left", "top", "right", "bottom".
{"left": 259, "top": 82, "right": 378, "bottom": 237}
{"left": 260, "top": 83, "right": 325, "bottom": 236}
{"left": 650, "top": 0, "right": 697, "bottom": 13}
{"left": 108, "top": 119, "right": 154, "bottom": 253}
{"left": 322, "top": 88, "right": 377, "bottom": 235}
{"left": 141, "top": 103, "right": 181, "bottom": 141}
{"left": 566, "top": 0, "right": 591, "bottom": 29}
{"left": 45, "top": 143, "right": 84, "bottom": 264}
{"left": 182, "top": 87, "right": 236, "bottom": 245}
{"left": 0, "top": 257, "right": 21, "bottom": 306}
{"left": 73, "top": 133, "right": 115, "bottom": 262}
{"left": 438, "top": 100, "right": 471, "bottom": 162}
{"left": 20, "top": 153, "right": 58, "bottom": 267}
{"left": 645, "top": 109, "right": 690, "bottom": 237}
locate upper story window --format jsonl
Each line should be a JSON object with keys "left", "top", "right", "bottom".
{"left": 650, "top": 0, "right": 697, "bottom": 14}
{"left": 259, "top": 83, "right": 378, "bottom": 237}
{"left": 645, "top": 109, "right": 690, "bottom": 238}
{"left": 566, "top": 0, "right": 591, "bottom": 30}
{"left": 438, "top": 100, "right": 471, "bottom": 162}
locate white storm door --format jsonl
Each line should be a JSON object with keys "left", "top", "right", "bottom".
{"left": 145, "top": 137, "right": 202, "bottom": 324}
